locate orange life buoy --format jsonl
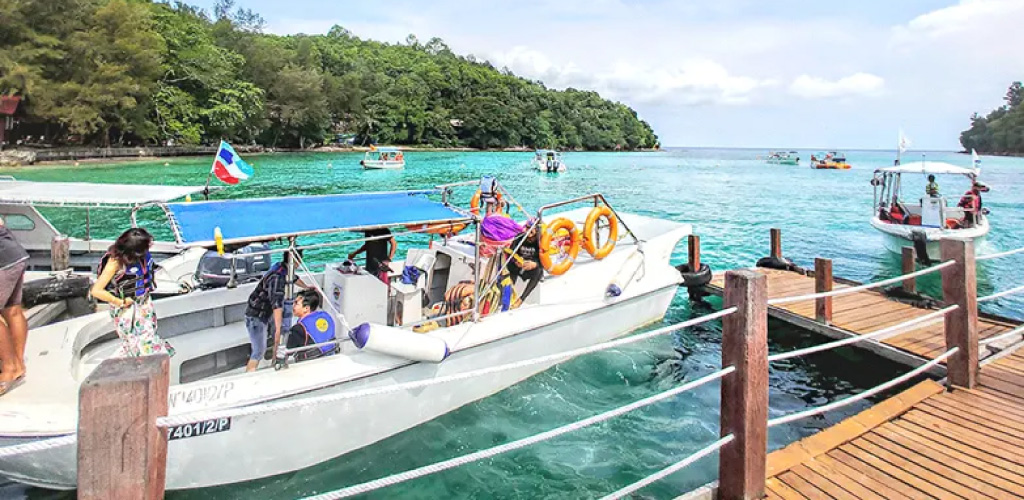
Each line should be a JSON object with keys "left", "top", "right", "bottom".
{"left": 582, "top": 206, "right": 618, "bottom": 259}
{"left": 539, "top": 218, "right": 580, "bottom": 276}
{"left": 406, "top": 221, "right": 466, "bottom": 236}
{"left": 470, "top": 190, "right": 504, "bottom": 215}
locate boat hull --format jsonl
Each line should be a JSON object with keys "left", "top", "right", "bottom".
{"left": 361, "top": 160, "right": 405, "bottom": 170}
{"left": 870, "top": 216, "right": 990, "bottom": 260}
{"left": 0, "top": 285, "right": 679, "bottom": 490}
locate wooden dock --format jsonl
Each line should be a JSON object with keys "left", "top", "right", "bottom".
{"left": 764, "top": 348, "right": 1024, "bottom": 499}
{"left": 707, "top": 268, "right": 1022, "bottom": 366}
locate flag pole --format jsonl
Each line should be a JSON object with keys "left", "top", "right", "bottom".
{"left": 203, "top": 140, "right": 220, "bottom": 200}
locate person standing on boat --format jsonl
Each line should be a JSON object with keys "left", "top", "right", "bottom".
{"left": 243, "top": 252, "right": 310, "bottom": 372}
{"left": 349, "top": 228, "right": 396, "bottom": 282}
{"left": 506, "top": 224, "right": 542, "bottom": 306}
{"left": 958, "top": 181, "right": 989, "bottom": 227}
{"left": 91, "top": 228, "right": 175, "bottom": 358}
{"left": 0, "top": 216, "right": 29, "bottom": 396}
{"left": 925, "top": 175, "right": 940, "bottom": 197}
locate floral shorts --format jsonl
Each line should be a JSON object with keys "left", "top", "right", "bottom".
{"left": 110, "top": 297, "right": 175, "bottom": 357}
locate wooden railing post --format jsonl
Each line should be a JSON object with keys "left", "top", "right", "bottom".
{"left": 940, "top": 238, "right": 978, "bottom": 389}
{"left": 902, "top": 247, "right": 916, "bottom": 294}
{"left": 51, "top": 234, "right": 70, "bottom": 272}
{"left": 78, "top": 355, "right": 170, "bottom": 500}
{"left": 720, "top": 270, "right": 768, "bottom": 500}
{"left": 688, "top": 235, "right": 702, "bottom": 301}
{"left": 770, "top": 228, "right": 782, "bottom": 260}
{"left": 815, "top": 258, "right": 833, "bottom": 323}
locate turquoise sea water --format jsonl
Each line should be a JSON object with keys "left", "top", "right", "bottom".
{"left": 5, "top": 149, "right": 1023, "bottom": 499}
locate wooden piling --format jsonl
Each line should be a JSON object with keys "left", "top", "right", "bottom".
{"left": 78, "top": 355, "right": 170, "bottom": 500}
{"left": 719, "top": 270, "right": 768, "bottom": 500}
{"left": 902, "top": 247, "right": 916, "bottom": 293}
{"left": 770, "top": 228, "right": 782, "bottom": 260}
{"left": 940, "top": 238, "right": 978, "bottom": 389}
{"left": 814, "top": 258, "right": 833, "bottom": 323}
{"left": 51, "top": 235, "right": 70, "bottom": 272}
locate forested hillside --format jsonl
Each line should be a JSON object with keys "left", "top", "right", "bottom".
{"left": 960, "top": 82, "right": 1024, "bottom": 155}
{"left": 0, "top": 0, "right": 659, "bottom": 150}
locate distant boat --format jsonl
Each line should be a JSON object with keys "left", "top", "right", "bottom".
{"left": 811, "top": 151, "right": 851, "bottom": 169}
{"left": 765, "top": 151, "right": 799, "bottom": 165}
{"left": 533, "top": 150, "right": 567, "bottom": 173}
{"left": 361, "top": 146, "right": 405, "bottom": 169}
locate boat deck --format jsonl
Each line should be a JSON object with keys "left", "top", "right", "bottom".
{"left": 764, "top": 347, "right": 1024, "bottom": 499}
{"left": 708, "top": 268, "right": 1021, "bottom": 363}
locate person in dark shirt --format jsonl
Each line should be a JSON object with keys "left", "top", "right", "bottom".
{"left": 348, "top": 228, "right": 396, "bottom": 281}
{"left": 0, "top": 217, "right": 29, "bottom": 396}
{"left": 243, "top": 252, "right": 309, "bottom": 371}
{"left": 506, "top": 225, "right": 542, "bottom": 304}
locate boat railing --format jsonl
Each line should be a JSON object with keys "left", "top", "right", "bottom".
{"left": 536, "top": 193, "right": 642, "bottom": 246}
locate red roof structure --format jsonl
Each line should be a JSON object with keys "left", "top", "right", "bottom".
{"left": 0, "top": 96, "right": 22, "bottom": 116}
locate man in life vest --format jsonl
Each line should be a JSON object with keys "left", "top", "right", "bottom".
{"left": 285, "top": 289, "right": 337, "bottom": 362}
{"left": 958, "top": 180, "right": 989, "bottom": 227}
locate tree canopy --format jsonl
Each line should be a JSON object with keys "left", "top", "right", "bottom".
{"left": 0, "top": 0, "right": 658, "bottom": 150}
{"left": 960, "top": 81, "right": 1024, "bottom": 154}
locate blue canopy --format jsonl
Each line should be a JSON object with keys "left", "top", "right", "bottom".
{"left": 166, "top": 191, "right": 471, "bottom": 246}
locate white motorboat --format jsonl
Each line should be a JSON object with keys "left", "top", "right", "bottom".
{"left": 360, "top": 147, "right": 405, "bottom": 169}
{"left": 0, "top": 179, "right": 691, "bottom": 491}
{"left": 869, "top": 159, "right": 989, "bottom": 261}
{"left": 0, "top": 177, "right": 211, "bottom": 296}
{"left": 534, "top": 150, "right": 567, "bottom": 172}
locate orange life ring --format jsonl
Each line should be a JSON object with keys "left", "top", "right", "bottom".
{"left": 582, "top": 206, "right": 618, "bottom": 259}
{"left": 539, "top": 218, "right": 580, "bottom": 276}
{"left": 470, "top": 190, "right": 504, "bottom": 215}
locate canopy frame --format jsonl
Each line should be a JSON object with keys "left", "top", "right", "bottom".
{"left": 0, "top": 176, "right": 212, "bottom": 210}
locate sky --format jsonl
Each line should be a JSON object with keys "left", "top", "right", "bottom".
{"left": 188, "top": 0, "right": 1024, "bottom": 150}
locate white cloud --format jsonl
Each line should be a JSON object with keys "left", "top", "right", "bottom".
{"left": 489, "top": 47, "right": 775, "bottom": 106}
{"left": 893, "top": 0, "right": 1024, "bottom": 41}
{"left": 789, "top": 73, "right": 885, "bottom": 99}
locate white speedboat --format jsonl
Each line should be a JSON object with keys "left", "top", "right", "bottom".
{"left": 360, "top": 147, "right": 405, "bottom": 169}
{"left": 869, "top": 160, "right": 989, "bottom": 261}
{"left": 0, "top": 177, "right": 211, "bottom": 296}
{"left": 534, "top": 150, "right": 567, "bottom": 172}
{"left": 0, "top": 179, "right": 691, "bottom": 491}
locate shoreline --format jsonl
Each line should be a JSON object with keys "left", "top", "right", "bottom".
{"left": 8, "top": 145, "right": 663, "bottom": 167}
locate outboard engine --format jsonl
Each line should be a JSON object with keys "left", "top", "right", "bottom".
{"left": 195, "top": 243, "right": 272, "bottom": 289}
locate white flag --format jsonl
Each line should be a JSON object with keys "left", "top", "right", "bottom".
{"left": 972, "top": 148, "right": 981, "bottom": 169}
{"left": 898, "top": 129, "right": 910, "bottom": 154}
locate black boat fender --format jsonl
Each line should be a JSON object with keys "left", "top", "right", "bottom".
{"left": 756, "top": 255, "right": 795, "bottom": 271}
{"left": 911, "top": 231, "right": 932, "bottom": 266}
{"left": 676, "top": 263, "right": 712, "bottom": 288}
{"left": 23, "top": 274, "right": 92, "bottom": 308}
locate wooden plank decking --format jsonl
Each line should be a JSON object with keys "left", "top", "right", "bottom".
{"left": 763, "top": 349, "right": 1024, "bottom": 499}
{"left": 708, "top": 268, "right": 1021, "bottom": 362}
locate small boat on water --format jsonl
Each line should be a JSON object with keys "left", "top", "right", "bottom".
{"left": 360, "top": 147, "right": 405, "bottom": 169}
{"left": 811, "top": 151, "right": 851, "bottom": 169}
{"left": 534, "top": 149, "right": 567, "bottom": 172}
{"left": 0, "top": 178, "right": 692, "bottom": 490}
{"left": 764, "top": 151, "right": 799, "bottom": 165}
{"left": 869, "top": 157, "right": 989, "bottom": 260}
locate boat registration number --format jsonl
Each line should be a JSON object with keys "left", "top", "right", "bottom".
{"left": 167, "top": 417, "right": 231, "bottom": 441}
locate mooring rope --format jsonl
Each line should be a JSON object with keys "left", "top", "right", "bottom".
{"left": 767, "top": 306, "right": 957, "bottom": 362}
{"left": 767, "top": 260, "right": 955, "bottom": 306}
{"left": 157, "top": 307, "right": 737, "bottom": 427}
{"left": 980, "top": 324, "right": 1024, "bottom": 346}
{"left": 0, "top": 434, "right": 76, "bottom": 459}
{"left": 978, "top": 284, "right": 1024, "bottom": 303}
{"left": 767, "top": 347, "right": 957, "bottom": 428}
{"left": 598, "top": 435, "right": 734, "bottom": 500}
{"left": 301, "top": 366, "right": 736, "bottom": 500}
{"left": 977, "top": 246, "right": 1024, "bottom": 261}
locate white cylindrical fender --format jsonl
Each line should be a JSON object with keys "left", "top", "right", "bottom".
{"left": 349, "top": 323, "right": 450, "bottom": 363}
{"left": 606, "top": 250, "right": 645, "bottom": 297}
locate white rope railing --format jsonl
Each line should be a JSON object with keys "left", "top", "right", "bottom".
{"left": 598, "top": 435, "right": 734, "bottom": 500}
{"left": 978, "top": 284, "right": 1024, "bottom": 303}
{"left": 157, "top": 307, "right": 737, "bottom": 427}
{"left": 767, "top": 306, "right": 957, "bottom": 362}
{"left": 767, "top": 347, "right": 958, "bottom": 428}
{"left": 980, "top": 324, "right": 1024, "bottom": 347}
{"left": 767, "top": 261, "right": 955, "bottom": 306}
{"left": 302, "top": 366, "right": 736, "bottom": 500}
{"left": 0, "top": 434, "right": 76, "bottom": 459}
{"left": 977, "top": 246, "right": 1024, "bottom": 261}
